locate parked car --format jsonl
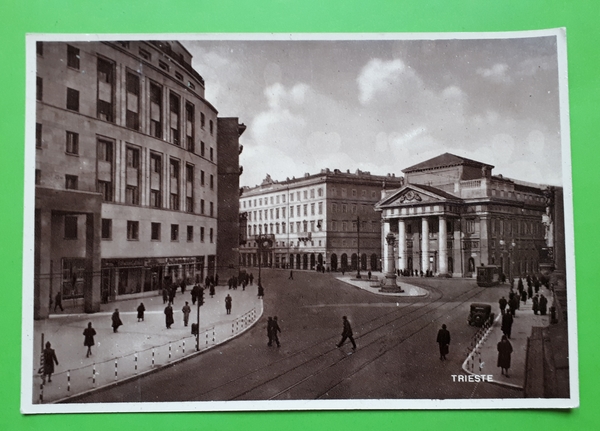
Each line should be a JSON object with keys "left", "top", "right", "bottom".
{"left": 468, "top": 303, "right": 494, "bottom": 327}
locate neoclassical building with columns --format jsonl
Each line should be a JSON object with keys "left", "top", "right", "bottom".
{"left": 375, "top": 153, "right": 549, "bottom": 279}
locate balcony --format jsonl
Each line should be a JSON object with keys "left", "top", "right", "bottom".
{"left": 297, "top": 232, "right": 312, "bottom": 242}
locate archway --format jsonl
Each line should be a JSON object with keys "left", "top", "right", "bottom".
{"left": 361, "top": 253, "right": 367, "bottom": 271}
{"left": 370, "top": 253, "right": 378, "bottom": 271}
{"left": 341, "top": 254, "right": 348, "bottom": 271}
{"left": 296, "top": 254, "right": 301, "bottom": 270}
{"left": 303, "top": 254, "right": 308, "bottom": 270}
{"left": 351, "top": 253, "right": 358, "bottom": 271}
{"left": 310, "top": 253, "right": 316, "bottom": 270}
{"left": 318, "top": 253, "right": 323, "bottom": 265}
{"left": 331, "top": 253, "right": 338, "bottom": 271}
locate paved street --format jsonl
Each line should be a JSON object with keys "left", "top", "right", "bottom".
{"left": 67, "top": 269, "right": 525, "bottom": 402}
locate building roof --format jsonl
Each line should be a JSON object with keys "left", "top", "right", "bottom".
{"left": 402, "top": 152, "right": 494, "bottom": 173}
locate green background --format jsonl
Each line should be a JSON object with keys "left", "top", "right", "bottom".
{"left": 1, "top": 0, "right": 597, "bottom": 429}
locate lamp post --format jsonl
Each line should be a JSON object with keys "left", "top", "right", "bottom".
{"left": 256, "top": 234, "right": 273, "bottom": 287}
{"left": 356, "top": 216, "right": 361, "bottom": 279}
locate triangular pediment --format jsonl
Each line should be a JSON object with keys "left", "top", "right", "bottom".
{"left": 376, "top": 184, "right": 461, "bottom": 209}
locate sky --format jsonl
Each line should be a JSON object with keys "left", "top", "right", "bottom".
{"left": 182, "top": 34, "right": 565, "bottom": 188}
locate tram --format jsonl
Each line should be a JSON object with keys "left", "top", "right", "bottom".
{"left": 476, "top": 265, "right": 501, "bottom": 287}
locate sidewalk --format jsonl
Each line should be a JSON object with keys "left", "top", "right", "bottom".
{"left": 463, "top": 286, "right": 552, "bottom": 389}
{"left": 33, "top": 283, "right": 263, "bottom": 404}
{"left": 336, "top": 272, "right": 429, "bottom": 297}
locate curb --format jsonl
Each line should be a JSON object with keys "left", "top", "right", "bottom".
{"left": 336, "top": 277, "right": 430, "bottom": 298}
{"left": 50, "top": 301, "right": 264, "bottom": 404}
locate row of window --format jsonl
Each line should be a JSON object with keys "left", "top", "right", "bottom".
{"left": 242, "top": 187, "right": 378, "bottom": 209}
{"left": 243, "top": 240, "right": 324, "bottom": 248}
{"left": 36, "top": 45, "right": 215, "bottom": 158}
{"left": 98, "top": 219, "right": 214, "bottom": 243}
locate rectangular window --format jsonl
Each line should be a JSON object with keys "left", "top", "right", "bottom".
{"left": 200, "top": 141, "right": 205, "bottom": 157}
{"left": 318, "top": 188, "right": 323, "bottom": 197}
{"left": 126, "top": 72, "right": 140, "bottom": 130}
{"left": 150, "top": 82, "right": 163, "bottom": 138}
{"left": 310, "top": 189, "right": 315, "bottom": 199}
{"left": 186, "top": 197, "right": 193, "bottom": 213}
{"left": 159, "top": 60, "right": 169, "bottom": 72}
{"left": 200, "top": 170, "right": 205, "bottom": 186}
{"left": 290, "top": 206, "right": 294, "bottom": 218}
{"left": 311, "top": 203, "right": 315, "bottom": 215}
{"left": 169, "top": 92, "right": 180, "bottom": 145}
{"left": 304, "top": 190, "right": 308, "bottom": 199}
{"left": 36, "top": 77, "right": 42, "bottom": 101}
{"left": 318, "top": 202, "right": 323, "bottom": 215}
{"left": 201, "top": 112, "right": 205, "bottom": 129}
{"left": 139, "top": 48, "right": 151, "bottom": 60}
{"left": 171, "top": 224, "right": 179, "bottom": 241}
{"left": 210, "top": 147, "right": 214, "bottom": 161}
{"left": 187, "top": 226, "right": 193, "bottom": 241}
{"left": 101, "top": 219, "right": 112, "bottom": 239}
{"left": 66, "top": 131, "right": 79, "bottom": 155}
{"left": 185, "top": 102, "right": 195, "bottom": 152}
{"left": 200, "top": 227, "right": 205, "bottom": 242}
{"left": 98, "top": 180, "right": 112, "bottom": 202}
{"left": 150, "top": 222, "right": 161, "bottom": 240}
{"left": 150, "top": 190, "right": 161, "bottom": 208}
{"left": 210, "top": 174, "right": 214, "bottom": 189}
{"left": 36, "top": 123, "right": 42, "bottom": 148}
{"left": 126, "top": 146, "right": 139, "bottom": 168}
{"left": 175, "top": 71, "right": 183, "bottom": 81}
{"left": 466, "top": 220, "right": 476, "bottom": 234}
{"left": 200, "top": 199, "right": 205, "bottom": 214}
{"left": 67, "top": 45, "right": 80, "bottom": 69}
{"left": 126, "top": 185, "right": 139, "bottom": 205}
{"left": 98, "top": 139, "right": 113, "bottom": 162}
{"left": 170, "top": 159, "right": 180, "bottom": 210}
{"left": 127, "top": 221, "right": 139, "bottom": 240}
{"left": 64, "top": 216, "right": 78, "bottom": 239}
{"left": 209, "top": 228, "right": 214, "bottom": 243}
{"left": 303, "top": 204, "right": 308, "bottom": 216}
{"left": 66, "top": 88, "right": 79, "bottom": 111}
{"left": 97, "top": 58, "right": 115, "bottom": 121}
{"left": 210, "top": 202, "right": 214, "bottom": 217}
{"left": 65, "top": 175, "right": 78, "bottom": 190}
{"left": 209, "top": 120, "right": 214, "bottom": 135}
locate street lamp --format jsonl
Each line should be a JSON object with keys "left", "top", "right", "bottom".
{"left": 356, "top": 216, "right": 361, "bottom": 279}
{"left": 256, "top": 233, "right": 273, "bottom": 287}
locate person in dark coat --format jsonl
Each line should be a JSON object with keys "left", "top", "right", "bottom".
{"left": 83, "top": 322, "right": 96, "bottom": 358}
{"left": 436, "top": 324, "right": 451, "bottom": 360}
{"left": 497, "top": 335, "right": 513, "bottom": 377}
{"left": 368, "top": 270, "right": 372, "bottom": 280}
{"left": 169, "top": 286, "right": 176, "bottom": 305}
{"left": 209, "top": 284, "right": 215, "bottom": 298}
{"left": 527, "top": 283, "right": 533, "bottom": 300}
{"left": 111, "top": 309, "right": 123, "bottom": 333}
{"left": 498, "top": 297, "right": 508, "bottom": 315}
{"left": 539, "top": 294, "right": 548, "bottom": 315}
{"left": 191, "top": 284, "right": 199, "bottom": 305}
{"left": 520, "top": 288, "right": 527, "bottom": 304}
{"left": 137, "top": 303, "right": 145, "bottom": 322}
{"left": 249, "top": 273, "right": 254, "bottom": 285}
{"left": 225, "top": 294, "right": 232, "bottom": 314}
{"left": 517, "top": 278, "right": 524, "bottom": 294}
{"left": 258, "top": 284, "right": 264, "bottom": 299}
{"left": 180, "top": 279, "right": 186, "bottom": 294}
{"left": 54, "top": 291, "right": 64, "bottom": 312}
{"left": 42, "top": 341, "right": 59, "bottom": 383}
{"left": 266, "top": 317, "right": 274, "bottom": 346}
{"left": 508, "top": 295, "right": 518, "bottom": 316}
{"left": 162, "top": 287, "right": 168, "bottom": 304}
{"left": 164, "top": 303, "right": 174, "bottom": 329}
{"left": 501, "top": 311, "right": 514, "bottom": 339}
{"left": 215, "top": 274, "right": 219, "bottom": 286}
{"left": 289, "top": 270, "right": 294, "bottom": 280}
{"left": 182, "top": 301, "right": 191, "bottom": 327}
{"left": 337, "top": 316, "right": 357, "bottom": 350}
{"left": 271, "top": 316, "right": 281, "bottom": 347}
{"left": 532, "top": 295, "right": 539, "bottom": 315}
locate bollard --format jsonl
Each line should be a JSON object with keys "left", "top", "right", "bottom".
{"left": 93, "top": 364, "right": 96, "bottom": 387}
{"left": 67, "top": 370, "right": 71, "bottom": 393}
{"left": 169, "top": 343, "right": 172, "bottom": 362}
{"left": 39, "top": 380, "right": 43, "bottom": 404}
{"left": 152, "top": 349, "right": 155, "bottom": 368}
{"left": 115, "top": 359, "right": 118, "bottom": 381}
{"left": 232, "top": 323, "right": 235, "bottom": 334}
{"left": 135, "top": 353, "right": 138, "bottom": 375}
{"left": 183, "top": 339, "right": 186, "bottom": 355}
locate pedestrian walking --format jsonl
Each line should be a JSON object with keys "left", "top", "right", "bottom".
{"left": 180, "top": 279, "right": 186, "bottom": 294}
{"left": 497, "top": 335, "right": 513, "bottom": 377}
{"left": 368, "top": 270, "right": 372, "bottom": 280}
{"left": 191, "top": 284, "right": 199, "bottom": 305}
{"left": 137, "top": 302, "right": 145, "bottom": 322}
{"left": 83, "top": 322, "right": 96, "bottom": 358}
{"left": 532, "top": 294, "right": 539, "bottom": 315}
{"left": 164, "top": 303, "right": 174, "bottom": 329}
{"left": 498, "top": 296, "right": 508, "bottom": 315}
{"left": 337, "top": 316, "right": 357, "bottom": 350}
{"left": 249, "top": 273, "right": 254, "bottom": 285}
{"left": 271, "top": 316, "right": 281, "bottom": 347}
{"left": 267, "top": 317, "right": 274, "bottom": 346}
{"left": 215, "top": 274, "right": 219, "bottom": 286}
{"left": 527, "top": 283, "right": 533, "bottom": 300}
{"left": 539, "top": 294, "right": 548, "bottom": 315}
{"left": 520, "top": 288, "right": 527, "bottom": 304}
{"left": 54, "top": 291, "right": 64, "bottom": 312}
{"left": 289, "top": 270, "right": 294, "bottom": 280}
{"left": 258, "top": 284, "right": 264, "bottom": 299}
{"left": 225, "top": 294, "right": 232, "bottom": 315}
{"left": 162, "top": 287, "right": 168, "bottom": 304}
{"left": 436, "top": 324, "right": 451, "bottom": 360}
{"left": 209, "top": 284, "right": 215, "bottom": 298}
{"left": 501, "top": 311, "right": 514, "bottom": 339}
{"left": 182, "top": 301, "right": 191, "bottom": 326}
{"left": 111, "top": 309, "right": 123, "bottom": 333}
{"left": 42, "top": 341, "right": 59, "bottom": 383}
{"left": 169, "top": 285, "right": 176, "bottom": 305}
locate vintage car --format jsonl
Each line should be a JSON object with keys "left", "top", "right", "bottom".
{"left": 468, "top": 303, "right": 494, "bottom": 327}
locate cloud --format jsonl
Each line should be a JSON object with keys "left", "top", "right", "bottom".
{"left": 476, "top": 63, "right": 512, "bottom": 84}
{"left": 357, "top": 58, "right": 422, "bottom": 105}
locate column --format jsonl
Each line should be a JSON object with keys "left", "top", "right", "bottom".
{"left": 382, "top": 219, "right": 392, "bottom": 274}
{"left": 398, "top": 219, "right": 406, "bottom": 271}
{"left": 438, "top": 216, "right": 448, "bottom": 276}
{"left": 421, "top": 217, "right": 429, "bottom": 272}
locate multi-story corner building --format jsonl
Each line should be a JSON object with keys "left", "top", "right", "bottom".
{"left": 34, "top": 40, "right": 229, "bottom": 319}
{"left": 239, "top": 170, "right": 404, "bottom": 273}
{"left": 375, "top": 153, "right": 554, "bottom": 279}
{"left": 216, "top": 118, "right": 246, "bottom": 280}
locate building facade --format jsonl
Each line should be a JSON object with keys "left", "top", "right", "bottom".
{"left": 239, "top": 170, "right": 403, "bottom": 273}
{"left": 375, "top": 153, "right": 550, "bottom": 279}
{"left": 34, "top": 40, "right": 224, "bottom": 319}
